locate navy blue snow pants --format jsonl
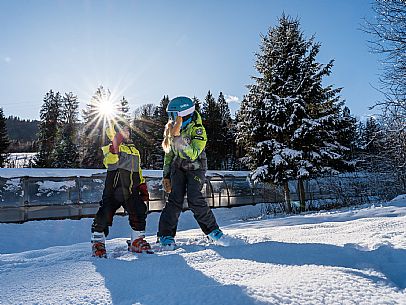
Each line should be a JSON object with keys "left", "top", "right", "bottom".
{"left": 158, "top": 167, "right": 219, "bottom": 237}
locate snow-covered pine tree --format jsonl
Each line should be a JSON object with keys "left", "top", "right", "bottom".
{"left": 35, "top": 90, "right": 61, "bottom": 168}
{"left": 378, "top": 110, "right": 406, "bottom": 184}
{"left": 357, "top": 116, "right": 382, "bottom": 171}
{"left": 0, "top": 108, "right": 10, "bottom": 167}
{"left": 201, "top": 91, "right": 223, "bottom": 169}
{"left": 234, "top": 97, "right": 250, "bottom": 170}
{"left": 236, "top": 15, "right": 351, "bottom": 212}
{"left": 365, "top": 118, "right": 381, "bottom": 152}
{"left": 53, "top": 92, "right": 80, "bottom": 168}
{"left": 81, "top": 86, "right": 110, "bottom": 168}
{"left": 334, "top": 106, "right": 357, "bottom": 169}
{"left": 116, "top": 96, "right": 131, "bottom": 127}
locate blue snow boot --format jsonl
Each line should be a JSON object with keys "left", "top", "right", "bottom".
{"left": 207, "top": 229, "right": 224, "bottom": 242}
{"left": 159, "top": 236, "right": 176, "bottom": 250}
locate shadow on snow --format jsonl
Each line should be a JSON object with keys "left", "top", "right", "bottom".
{"left": 93, "top": 250, "right": 269, "bottom": 305}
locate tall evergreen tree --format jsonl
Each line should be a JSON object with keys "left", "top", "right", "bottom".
{"left": 363, "top": 117, "right": 382, "bottom": 155}
{"left": 149, "top": 95, "right": 170, "bottom": 168}
{"left": 217, "top": 92, "right": 234, "bottom": 169}
{"left": 234, "top": 97, "right": 250, "bottom": 170}
{"left": 53, "top": 92, "right": 80, "bottom": 168}
{"left": 201, "top": 91, "right": 223, "bottom": 169}
{"left": 236, "top": 15, "right": 351, "bottom": 212}
{"left": 0, "top": 108, "right": 10, "bottom": 167}
{"left": 218, "top": 92, "right": 231, "bottom": 123}
{"left": 192, "top": 96, "right": 201, "bottom": 112}
{"left": 35, "top": 90, "right": 61, "bottom": 168}
{"left": 132, "top": 103, "right": 161, "bottom": 168}
{"left": 81, "top": 86, "right": 111, "bottom": 168}
{"left": 335, "top": 106, "right": 357, "bottom": 167}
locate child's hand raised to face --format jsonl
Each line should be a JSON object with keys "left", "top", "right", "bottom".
{"left": 171, "top": 116, "right": 183, "bottom": 137}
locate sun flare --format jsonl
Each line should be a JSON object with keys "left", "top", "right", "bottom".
{"left": 83, "top": 86, "right": 133, "bottom": 141}
{"left": 98, "top": 99, "right": 117, "bottom": 120}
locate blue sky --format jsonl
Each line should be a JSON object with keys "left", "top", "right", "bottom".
{"left": 0, "top": 0, "right": 381, "bottom": 120}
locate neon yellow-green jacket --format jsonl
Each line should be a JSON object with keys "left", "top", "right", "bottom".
{"left": 101, "top": 127, "right": 145, "bottom": 185}
{"left": 163, "top": 111, "right": 208, "bottom": 178}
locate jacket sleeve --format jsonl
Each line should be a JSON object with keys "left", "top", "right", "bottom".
{"left": 163, "top": 149, "right": 175, "bottom": 178}
{"left": 138, "top": 156, "right": 145, "bottom": 184}
{"left": 101, "top": 144, "right": 119, "bottom": 168}
{"left": 175, "top": 125, "right": 207, "bottom": 162}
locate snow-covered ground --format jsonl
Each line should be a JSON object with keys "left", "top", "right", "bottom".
{"left": 5, "top": 153, "right": 36, "bottom": 168}
{"left": 0, "top": 196, "right": 405, "bottom": 304}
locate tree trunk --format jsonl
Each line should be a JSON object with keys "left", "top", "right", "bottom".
{"left": 283, "top": 180, "right": 292, "bottom": 213}
{"left": 298, "top": 178, "right": 306, "bottom": 212}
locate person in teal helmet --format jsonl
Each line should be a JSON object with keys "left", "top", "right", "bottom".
{"left": 158, "top": 96, "right": 224, "bottom": 249}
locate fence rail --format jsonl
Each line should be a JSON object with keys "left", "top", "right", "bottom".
{"left": 0, "top": 170, "right": 404, "bottom": 223}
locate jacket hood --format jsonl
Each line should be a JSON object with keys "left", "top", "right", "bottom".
{"left": 193, "top": 110, "right": 203, "bottom": 125}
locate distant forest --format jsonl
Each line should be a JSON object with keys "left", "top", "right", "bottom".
{"left": 6, "top": 116, "right": 39, "bottom": 152}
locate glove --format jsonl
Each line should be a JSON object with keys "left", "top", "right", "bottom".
{"left": 171, "top": 116, "right": 183, "bottom": 137}
{"left": 109, "top": 132, "right": 124, "bottom": 154}
{"left": 137, "top": 183, "right": 149, "bottom": 202}
{"left": 162, "top": 178, "right": 172, "bottom": 193}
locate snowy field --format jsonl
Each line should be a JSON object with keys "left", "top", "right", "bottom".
{"left": 0, "top": 197, "right": 405, "bottom": 305}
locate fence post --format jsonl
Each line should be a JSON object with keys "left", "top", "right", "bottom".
{"left": 22, "top": 176, "right": 30, "bottom": 222}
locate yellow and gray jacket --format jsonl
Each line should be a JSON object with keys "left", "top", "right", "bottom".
{"left": 101, "top": 128, "right": 145, "bottom": 187}
{"left": 163, "top": 111, "right": 208, "bottom": 178}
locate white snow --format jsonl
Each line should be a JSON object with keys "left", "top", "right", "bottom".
{"left": 4, "top": 178, "right": 21, "bottom": 192}
{"left": 0, "top": 168, "right": 107, "bottom": 178}
{"left": 36, "top": 180, "right": 76, "bottom": 193}
{"left": 5, "top": 153, "right": 36, "bottom": 168}
{"left": 0, "top": 168, "right": 250, "bottom": 179}
{"left": 0, "top": 199, "right": 405, "bottom": 304}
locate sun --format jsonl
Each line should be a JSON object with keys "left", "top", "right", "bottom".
{"left": 98, "top": 98, "right": 117, "bottom": 120}
{"left": 83, "top": 86, "right": 130, "bottom": 141}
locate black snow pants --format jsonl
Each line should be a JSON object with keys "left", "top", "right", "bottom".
{"left": 158, "top": 167, "right": 219, "bottom": 237}
{"left": 92, "top": 169, "right": 147, "bottom": 237}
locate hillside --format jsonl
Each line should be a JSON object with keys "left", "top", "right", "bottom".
{"left": 5, "top": 116, "right": 39, "bottom": 142}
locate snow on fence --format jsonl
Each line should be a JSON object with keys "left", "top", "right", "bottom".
{"left": 0, "top": 169, "right": 404, "bottom": 223}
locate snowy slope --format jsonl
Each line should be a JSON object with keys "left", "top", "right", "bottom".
{"left": 0, "top": 197, "right": 405, "bottom": 305}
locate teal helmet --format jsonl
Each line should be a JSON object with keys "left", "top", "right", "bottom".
{"left": 167, "top": 96, "right": 195, "bottom": 128}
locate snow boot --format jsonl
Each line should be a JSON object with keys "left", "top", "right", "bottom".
{"left": 158, "top": 236, "right": 177, "bottom": 250}
{"left": 207, "top": 229, "right": 245, "bottom": 246}
{"left": 207, "top": 228, "right": 224, "bottom": 242}
{"left": 128, "top": 230, "right": 153, "bottom": 254}
{"left": 91, "top": 232, "right": 107, "bottom": 258}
